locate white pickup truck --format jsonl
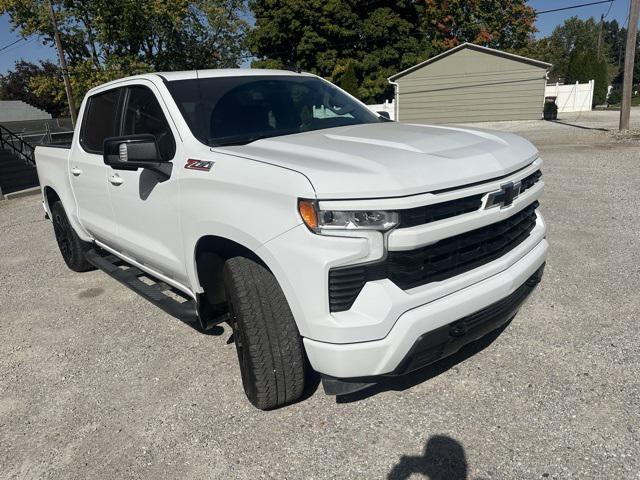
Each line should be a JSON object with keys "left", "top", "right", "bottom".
{"left": 36, "top": 69, "right": 547, "bottom": 409}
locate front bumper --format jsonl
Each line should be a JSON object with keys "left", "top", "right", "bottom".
{"left": 321, "top": 263, "right": 544, "bottom": 395}
{"left": 302, "top": 237, "right": 548, "bottom": 381}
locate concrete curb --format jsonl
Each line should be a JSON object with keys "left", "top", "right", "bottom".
{"left": 3, "top": 186, "right": 41, "bottom": 201}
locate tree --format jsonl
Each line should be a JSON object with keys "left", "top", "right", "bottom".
{"left": 419, "top": 0, "right": 536, "bottom": 53}
{"left": 565, "top": 48, "right": 593, "bottom": 84}
{"left": 0, "top": 0, "right": 249, "bottom": 112}
{"left": 564, "top": 47, "right": 610, "bottom": 107}
{"left": 0, "top": 60, "right": 66, "bottom": 116}
{"left": 540, "top": 17, "right": 603, "bottom": 82}
{"left": 248, "top": 0, "right": 430, "bottom": 103}
{"left": 603, "top": 19, "right": 626, "bottom": 69}
{"left": 611, "top": 29, "right": 640, "bottom": 86}
{"left": 339, "top": 61, "right": 359, "bottom": 98}
{"left": 592, "top": 57, "right": 609, "bottom": 106}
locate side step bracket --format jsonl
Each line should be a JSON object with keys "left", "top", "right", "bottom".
{"left": 86, "top": 249, "right": 199, "bottom": 324}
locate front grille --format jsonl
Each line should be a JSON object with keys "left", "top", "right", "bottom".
{"left": 387, "top": 201, "right": 538, "bottom": 289}
{"left": 399, "top": 194, "right": 483, "bottom": 228}
{"left": 520, "top": 170, "right": 542, "bottom": 194}
{"left": 397, "top": 169, "right": 541, "bottom": 229}
{"left": 328, "top": 201, "right": 539, "bottom": 312}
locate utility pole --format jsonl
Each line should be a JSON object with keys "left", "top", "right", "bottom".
{"left": 46, "top": 0, "right": 77, "bottom": 126}
{"left": 620, "top": 0, "right": 640, "bottom": 130}
{"left": 597, "top": 14, "right": 604, "bottom": 57}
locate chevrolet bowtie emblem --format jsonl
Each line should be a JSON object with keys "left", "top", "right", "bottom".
{"left": 485, "top": 181, "right": 521, "bottom": 209}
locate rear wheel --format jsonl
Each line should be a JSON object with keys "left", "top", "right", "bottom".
{"left": 51, "top": 201, "right": 94, "bottom": 272}
{"left": 223, "top": 256, "right": 306, "bottom": 409}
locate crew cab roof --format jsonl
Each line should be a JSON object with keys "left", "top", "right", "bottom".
{"left": 156, "top": 68, "right": 314, "bottom": 82}
{"left": 85, "top": 69, "right": 315, "bottom": 96}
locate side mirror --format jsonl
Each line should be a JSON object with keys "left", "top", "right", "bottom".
{"left": 103, "top": 134, "right": 164, "bottom": 167}
{"left": 103, "top": 134, "right": 172, "bottom": 178}
{"left": 377, "top": 111, "right": 392, "bottom": 121}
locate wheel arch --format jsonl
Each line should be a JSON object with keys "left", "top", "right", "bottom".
{"left": 191, "top": 233, "right": 309, "bottom": 333}
{"left": 43, "top": 185, "right": 61, "bottom": 213}
{"left": 191, "top": 235, "right": 271, "bottom": 322}
{"left": 193, "top": 234, "right": 266, "bottom": 292}
{"left": 42, "top": 184, "right": 92, "bottom": 242}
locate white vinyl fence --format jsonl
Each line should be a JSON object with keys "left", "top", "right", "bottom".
{"left": 545, "top": 80, "right": 594, "bottom": 113}
{"left": 366, "top": 99, "right": 395, "bottom": 120}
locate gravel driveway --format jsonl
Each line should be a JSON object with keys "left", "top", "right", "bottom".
{"left": 1, "top": 110, "right": 638, "bottom": 479}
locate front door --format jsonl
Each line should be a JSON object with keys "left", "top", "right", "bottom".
{"left": 106, "top": 82, "right": 187, "bottom": 284}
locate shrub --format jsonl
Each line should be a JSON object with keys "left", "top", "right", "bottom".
{"left": 608, "top": 85, "right": 622, "bottom": 105}
{"left": 592, "top": 58, "right": 609, "bottom": 106}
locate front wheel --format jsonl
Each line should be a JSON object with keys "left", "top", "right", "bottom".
{"left": 51, "top": 201, "right": 94, "bottom": 272}
{"left": 223, "top": 256, "right": 306, "bottom": 409}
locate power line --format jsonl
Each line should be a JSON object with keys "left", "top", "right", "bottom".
{"left": 0, "top": 38, "right": 25, "bottom": 52}
{"left": 603, "top": 0, "right": 616, "bottom": 19}
{"left": 535, "top": 0, "right": 614, "bottom": 15}
{"left": 0, "top": 38, "right": 37, "bottom": 57}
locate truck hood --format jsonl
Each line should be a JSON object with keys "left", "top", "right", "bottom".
{"left": 218, "top": 122, "right": 539, "bottom": 199}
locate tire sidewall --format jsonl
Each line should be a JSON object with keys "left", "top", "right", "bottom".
{"left": 227, "top": 295, "right": 260, "bottom": 402}
{"left": 222, "top": 256, "right": 306, "bottom": 409}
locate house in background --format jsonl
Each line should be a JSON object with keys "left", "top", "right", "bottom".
{"left": 388, "top": 43, "right": 552, "bottom": 124}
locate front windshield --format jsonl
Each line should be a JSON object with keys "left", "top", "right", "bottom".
{"left": 166, "top": 75, "right": 384, "bottom": 146}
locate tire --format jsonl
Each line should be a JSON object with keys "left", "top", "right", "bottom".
{"left": 51, "top": 201, "right": 95, "bottom": 272}
{"left": 223, "top": 256, "right": 306, "bottom": 409}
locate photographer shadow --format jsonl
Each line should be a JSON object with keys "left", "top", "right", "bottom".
{"left": 388, "top": 435, "right": 468, "bottom": 480}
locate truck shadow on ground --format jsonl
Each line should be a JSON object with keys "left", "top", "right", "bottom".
{"left": 387, "top": 435, "right": 468, "bottom": 480}
{"left": 335, "top": 322, "right": 510, "bottom": 404}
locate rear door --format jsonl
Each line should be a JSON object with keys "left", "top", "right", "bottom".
{"left": 72, "top": 87, "right": 122, "bottom": 244}
{"left": 105, "top": 82, "right": 187, "bottom": 284}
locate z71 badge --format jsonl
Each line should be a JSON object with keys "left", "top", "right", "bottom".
{"left": 184, "top": 159, "right": 214, "bottom": 171}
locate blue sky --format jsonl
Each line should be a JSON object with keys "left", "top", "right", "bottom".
{"left": 0, "top": 0, "right": 633, "bottom": 74}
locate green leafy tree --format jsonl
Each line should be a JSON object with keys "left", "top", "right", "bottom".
{"left": 0, "top": 0, "right": 249, "bottom": 113}
{"left": 419, "top": 0, "right": 536, "bottom": 53}
{"left": 611, "top": 31, "right": 640, "bottom": 86}
{"left": 248, "top": 0, "right": 429, "bottom": 103}
{"left": 339, "top": 61, "right": 359, "bottom": 98}
{"left": 565, "top": 48, "right": 592, "bottom": 84}
{"left": 603, "top": 19, "right": 626, "bottom": 69}
{"left": 565, "top": 47, "right": 610, "bottom": 107}
{"left": 540, "top": 17, "right": 603, "bottom": 82}
{"left": 592, "top": 57, "right": 609, "bottom": 106}
{"left": 0, "top": 60, "right": 66, "bottom": 116}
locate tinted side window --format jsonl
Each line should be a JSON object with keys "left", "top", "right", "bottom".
{"left": 81, "top": 88, "right": 120, "bottom": 153}
{"left": 122, "top": 86, "right": 176, "bottom": 161}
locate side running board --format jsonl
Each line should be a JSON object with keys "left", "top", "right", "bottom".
{"left": 86, "top": 249, "right": 199, "bottom": 324}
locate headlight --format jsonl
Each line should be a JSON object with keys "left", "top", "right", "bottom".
{"left": 298, "top": 199, "right": 399, "bottom": 233}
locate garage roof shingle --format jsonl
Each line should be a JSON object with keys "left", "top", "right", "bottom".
{"left": 388, "top": 42, "right": 552, "bottom": 82}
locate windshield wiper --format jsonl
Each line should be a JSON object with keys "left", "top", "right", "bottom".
{"left": 209, "top": 134, "right": 273, "bottom": 147}
{"left": 208, "top": 128, "right": 303, "bottom": 147}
